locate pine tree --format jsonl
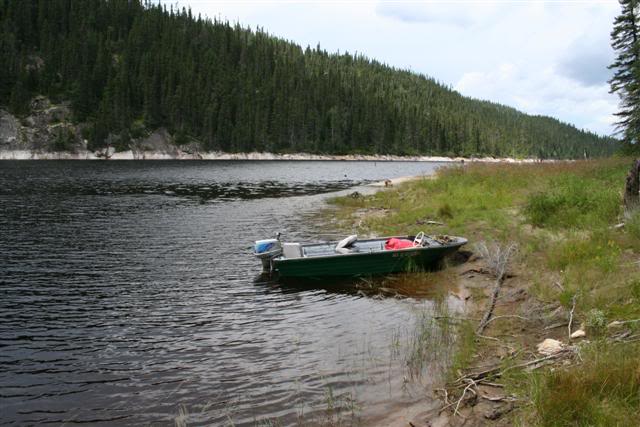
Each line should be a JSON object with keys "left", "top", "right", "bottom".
{"left": 609, "top": 0, "right": 640, "bottom": 149}
{"left": 9, "top": 71, "right": 30, "bottom": 115}
{"left": 0, "top": 0, "right": 620, "bottom": 158}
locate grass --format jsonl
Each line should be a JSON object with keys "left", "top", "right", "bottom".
{"left": 329, "top": 157, "right": 640, "bottom": 425}
{"left": 527, "top": 342, "right": 640, "bottom": 427}
{"left": 404, "top": 300, "right": 459, "bottom": 380}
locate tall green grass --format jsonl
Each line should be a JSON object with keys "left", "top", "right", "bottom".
{"left": 530, "top": 343, "right": 640, "bottom": 427}
{"left": 524, "top": 174, "right": 621, "bottom": 229}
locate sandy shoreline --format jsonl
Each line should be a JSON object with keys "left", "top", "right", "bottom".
{"left": 0, "top": 149, "right": 548, "bottom": 163}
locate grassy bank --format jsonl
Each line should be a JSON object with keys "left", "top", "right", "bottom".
{"left": 329, "top": 158, "right": 640, "bottom": 425}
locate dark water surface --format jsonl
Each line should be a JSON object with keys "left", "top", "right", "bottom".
{"left": 0, "top": 160, "right": 456, "bottom": 426}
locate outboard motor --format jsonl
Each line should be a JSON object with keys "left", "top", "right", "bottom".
{"left": 254, "top": 235, "right": 282, "bottom": 272}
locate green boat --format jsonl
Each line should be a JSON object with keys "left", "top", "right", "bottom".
{"left": 254, "top": 233, "right": 467, "bottom": 278}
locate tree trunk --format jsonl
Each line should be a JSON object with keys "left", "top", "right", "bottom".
{"left": 624, "top": 159, "right": 640, "bottom": 216}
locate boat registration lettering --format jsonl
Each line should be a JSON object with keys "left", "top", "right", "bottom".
{"left": 392, "top": 251, "right": 418, "bottom": 258}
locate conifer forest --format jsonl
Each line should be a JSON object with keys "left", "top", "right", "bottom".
{"left": 0, "top": 0, "right": 619, "bottom": 158}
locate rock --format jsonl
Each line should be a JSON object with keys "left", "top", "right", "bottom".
{"left": 1, "top": 97, "right": 80, "bottom": 155}
{"left": 135, "top": 128, "right": 173, "bottom": 151}
{"left": 570, "top": 329, "right": 586, "bottom": 339}
{"left": 0, "top": 110, "right": 20, "bottom": 148}
{"left": 537, "top": 338, "right": 565, "bottom": 355}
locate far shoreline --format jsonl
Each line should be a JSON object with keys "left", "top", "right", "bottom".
{"left": 0, "top": 149, "right": 554, "bottom": 163}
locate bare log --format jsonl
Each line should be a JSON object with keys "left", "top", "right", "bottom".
{"left": 483, "top": 315, "right": 529, "bottom": 327}
{"left": 475, "top": 242, "right": 518, "bottom": 334}
{"left": 454, "top": 349, "right": 574, "bottom": 384}
{"left": 568, "top": 295, "right": 577, "bottom": 340}
{"left": 454, "top": 379, "right": 477, "bottom": 417}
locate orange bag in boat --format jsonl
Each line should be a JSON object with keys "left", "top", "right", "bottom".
{"left": 385, "top": 238, "right": 414, "bottom": 250}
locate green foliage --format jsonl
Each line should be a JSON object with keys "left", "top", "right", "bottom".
{"left": 52, "top": 127, "right": 76, "bottom": 152}
{"left": 449, "top": 320, "right": 476, "bottom": 381}
{"left": 437, "top": 203, "right": 453, "bottom": 219}
{"left": 609, "top": 0, "right": 640, "bottom": 147}
{"left": 0, "top": 0, "right": 620, "bottom": 157}
{"left": 173, "top": 131, "right": 190, "bottom": 146}
{"left": 586, "top": 308, "right": 607, "bottom": 335}
{"left": 547, "top": 232, "right": 621, "bottom": 273}
{"left": 129, "top": 120, "right": 147, "bottom": 139}
{"left": 9, "top": 74, "right": 30, "bottom": 115}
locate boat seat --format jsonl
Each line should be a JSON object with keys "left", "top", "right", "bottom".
{"left": 335, "top": 234, "right": 357, "bottom": 254}
{"left": 283, "top": 243, "right": 303, "bottom": 259}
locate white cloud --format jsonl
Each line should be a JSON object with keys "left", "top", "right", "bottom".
{"left": 456, "top": 63, "right": 617, "bottom": 135}
{"left": 376, "top": 1, "right": 502, "bottom": 28}
{"left": 167, "top": 0, "right": 622, "bottom": 136}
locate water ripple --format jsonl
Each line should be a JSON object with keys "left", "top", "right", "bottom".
{"left": 0, "top": 160, "right": 449, "bottom": 426}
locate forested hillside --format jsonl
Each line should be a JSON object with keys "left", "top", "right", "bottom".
{"left": 0, "top": 0, "right": 618, "bottom": 158}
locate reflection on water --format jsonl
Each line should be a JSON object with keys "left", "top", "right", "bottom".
{"left": 0, "top": 160, "right": 463, "bottom": 426}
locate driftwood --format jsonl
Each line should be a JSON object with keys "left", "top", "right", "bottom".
{"left": 544, "top": 321, "right": 568, "bottom": 330}
{"left": 453, "top": 349, "right": 575, "bottom": 385}
{"left": 477, "top": 278, "right": 505, "bottom": 334}
{"left": 624, "top": 159, "right": 640, "bottom": 216}
{"left": 568, "top": 295, "right": 577, "bottom": 340}
{"left": 440, "top": 350, "right": 574, "bottom": 419}
{"left": 475, "top": 242, "right": 517, "bottom": 334}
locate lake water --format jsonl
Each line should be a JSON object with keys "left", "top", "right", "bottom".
{"left": 0, "top": 160, "right": 461, "bottom": 426}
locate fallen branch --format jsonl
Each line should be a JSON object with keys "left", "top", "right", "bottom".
{"left": 476, "top": 333, "right": 500, "bottom": 342}
{"left": 435, "top": 388, "right": 450, "bottom": 406}
{"left": 544, "top": 321, "right": 568, "bottom": 331}
{"left": 460, "top": 267, "right": 492, "bottom": 276}
{"left": 415, "top": 219, "right": 445, "bottom": 226}
{"left": 475, "top": 242, "right": 518, "bottom": 335}
{"left": 481, "top": 393, "right": 518, "bottom": 402}
{"left": 483, "top": 315, "right": 529, "bottom": 327}
{"left": 568, "top": 294, "right": 577, "bottom": 340}
{"left": 480, "top": 381, "right": 505, "bottom": 388}
{"left": 433, "top": 315, "right": 479, "bottom": 321}
{"left": 612, "top": 332, "right": 640, "bottom": 342}
{"left": 476, "top": 276, "right": 506, "bottom": 334}
{"left": 454, "top": 349, "right": 575, "bottom": 384}
{"left": 608, "top": 318, "right": 640, "bottom": 327}
{"left": 454, "top": 378, "right": 477, "bottom": 417}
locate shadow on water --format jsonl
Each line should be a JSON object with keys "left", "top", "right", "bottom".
{"left": 254, "top": 265, "right": 467, "bottom": 301}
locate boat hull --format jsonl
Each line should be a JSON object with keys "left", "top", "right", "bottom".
{"left": 273, "top": 241, "right": 464, "bottom": 278}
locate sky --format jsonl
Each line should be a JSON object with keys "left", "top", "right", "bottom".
{"left": 171, "top": 0, "right": 621, "bottom": 137}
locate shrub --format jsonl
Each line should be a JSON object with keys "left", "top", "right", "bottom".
{"left": 586, "top": 308, "right": 607, "bottom": 335}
